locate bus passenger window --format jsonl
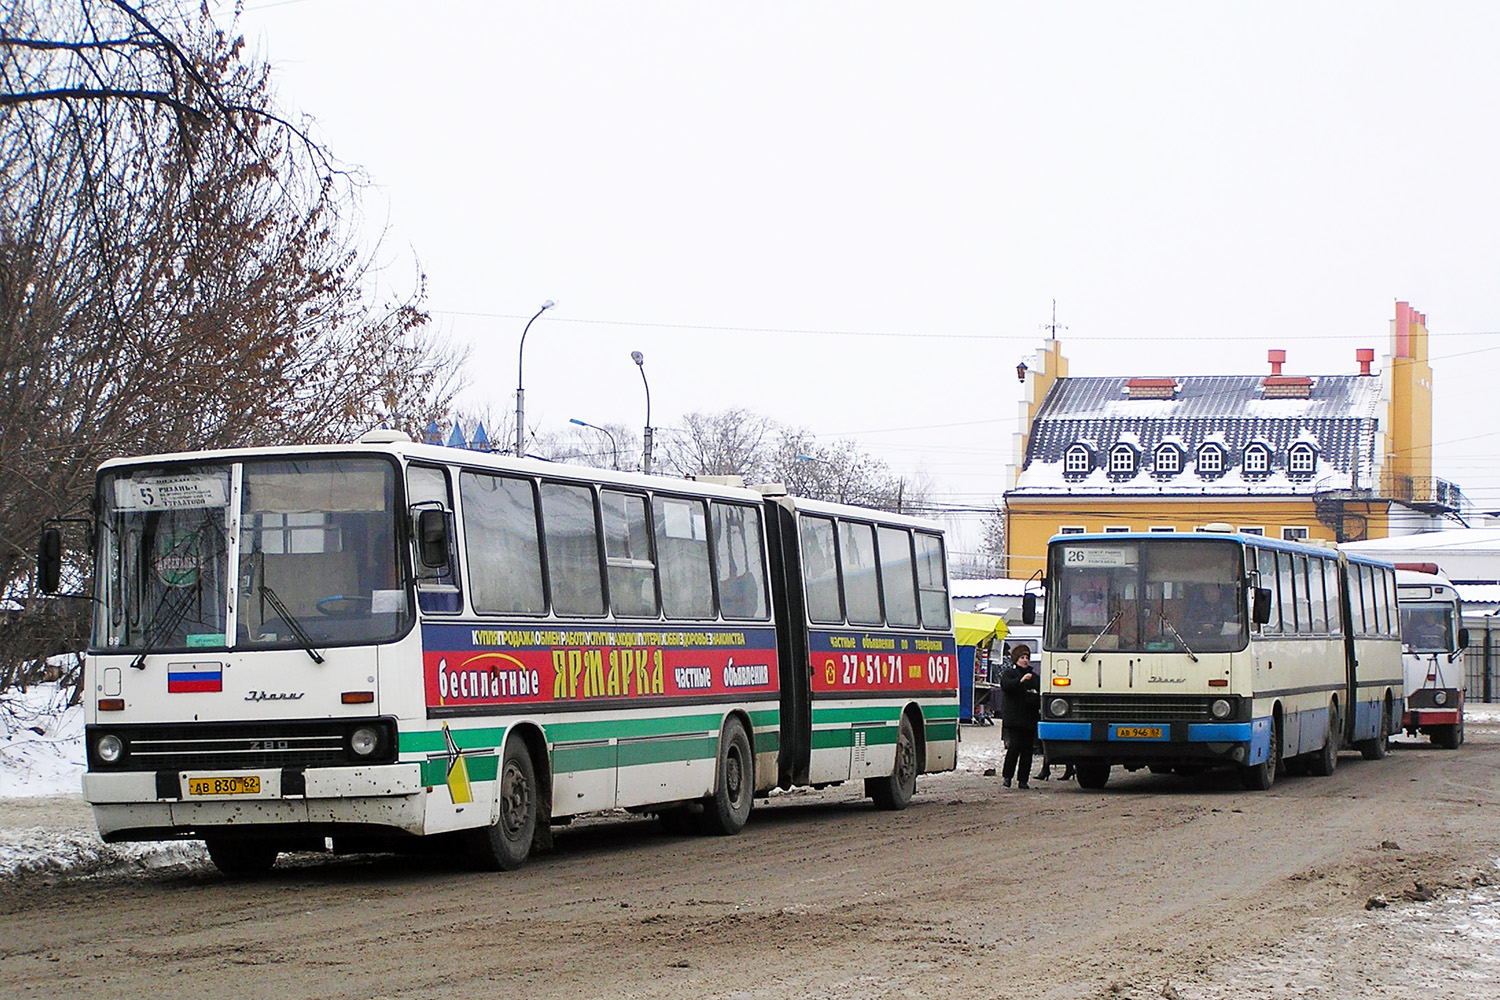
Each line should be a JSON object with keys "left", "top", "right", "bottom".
{"left": 878, "top": 527, "right": 919, "bottom": 628}
{"left": 654, "top": 496, "right": 713, "bottom": 619}
{"left": 602, "top": 490, "right": 658, "bottom": 618}
{"left": 711, "top": 503, "right": 767, "bottom": 620}
{"left": 541, "top": 482, "right": 604, "bottom": 617}
{"left": 914, "top": 532, "right": 950, "bottom": 630}
{"left": 840, "top": 521, "right": 882, "bottom": 625}
{"left": 461, "top": 471, "right": 544, "bottom": 615}
{"left": 800, "top": 515, "right": 842, "bottom": 624}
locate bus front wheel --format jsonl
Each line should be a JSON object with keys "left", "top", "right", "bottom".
{"left": 700, "top": 718, "right": 754, "bottom": 835}
{"left": 1432, "top": 723, "right": 1462, "bottom": 750}
{"left": 1075, "top": 763, "right": 1110, "bottom": 790}
{"left": 474, "top": 737, "right": 538, "bottom": 870}
{"left": 1308, "top": 704, "right": 1339, "bottom": 777}
{"left": 1359, "top": 700, "right": 1392, "bottom": 759}
{"left": 868, "top": 715, "right": 918, "bottom": 810}
{"left": 1241, "top": 717, "right": 1280, "bottom": 791}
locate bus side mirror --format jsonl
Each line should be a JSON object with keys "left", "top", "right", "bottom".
{"left": 1021, "top": 592, "right": 1037, "bottom": 626}
{"left": 1252, "top": 587, "right": 1272, "bottom": 625}
{"left": 37, "top": 527, "right": 62, "bottom": 594}
{"left": 416, "top": 509, "right": 450, "bottom": 569}
{"left": 1457, "top": 627, "right": 1470, "bottom": 651}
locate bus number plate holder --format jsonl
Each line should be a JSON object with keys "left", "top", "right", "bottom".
{"left": 1114, "top": 726, "right": 1164, "bottom": 740}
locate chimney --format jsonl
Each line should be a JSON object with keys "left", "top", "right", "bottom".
{"left": 1356, "top": 348, "right": 1374, "bottom": 376}
{"left": 1125, "top": 377, "right": 1177, "bottom": 400}
{"left": 1267, "top": 349, "right": 1286, "bottom": 375}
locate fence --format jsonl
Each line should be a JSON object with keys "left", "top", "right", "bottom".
{"left": 1461, "top": 615, "right": 1499, "bottom": 703}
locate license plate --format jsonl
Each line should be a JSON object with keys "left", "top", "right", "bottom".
{"left": 1116, "top": 726, "right": 1164, "bottom": 740}
{"left": 186, "top": 775, "right": 262, "bottom": 796}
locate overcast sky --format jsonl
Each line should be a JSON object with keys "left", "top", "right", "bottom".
{"left": 224, "top": 1, "right": 1500, "bottom": 556}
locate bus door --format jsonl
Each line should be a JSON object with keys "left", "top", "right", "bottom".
{"left": 764, "top": 499, "right": 812, "bottom": 787}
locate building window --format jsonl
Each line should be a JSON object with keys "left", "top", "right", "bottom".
{"left": 1109, "top": 444, "right": 1137, "bottom": 475}
{"left": 1059, "top": 526, "right": 1086, "bottom": 535}
{"left": 1244, "top": 443, "right": 1271, "bottom": 475}
{"left": 1197, "top": 444, "right": 1224, "bottom": 475}
{"left": 1064, "top": 444, "right": 1092, "bottom": 475}
{"left": 1288, "top": 443, "right": 1316, "bottom": 475}
{"left": 1239, "top": 526, "right": 1265, "bottom": 536}
{"left": 1149, "top": 526, "right": 1176, "bottom": 533}
{"left": 1281, "top": 526, "right": 1309, "bottom": 542}
{"left": 1104, "top": 526, "right": 1131, "bottom": 533}
{"left": 1154, "top": 444, "right": 1180, "bottom": 475}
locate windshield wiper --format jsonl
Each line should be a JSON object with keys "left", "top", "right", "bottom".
{"left": 128, "top": 590, "right": 196, "bottom": 669}
{"left": 1157, "top": 612, "right": 1200, "bottom": 662}
{"left": 1079, "top": 611, "right": 1122, "bottom": 662}
{"left": 259, "top": 584, "right": 325, "bottom": 664}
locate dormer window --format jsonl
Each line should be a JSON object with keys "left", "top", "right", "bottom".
{"left": 1197, "top": 443, "right": 1225, "bottom": 476}
{"left": 1154, "top": 443, "right": 1181, "bottom": 475}
{"left": 1244, "top": 443, "right": 1272, "bottom": 476}
{"left": 1109, "top": 443, "right": 1137, "bottom": 476}
{"left": 1064, "top": 444, "right": 1092, "bottom": 475}
{"left": 1288, "top": 442, "right": 1317, "bottom": 476}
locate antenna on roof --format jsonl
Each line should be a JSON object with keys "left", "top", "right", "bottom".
{"left": 1043, "top": 299, "right": 1067, "bottom": 341}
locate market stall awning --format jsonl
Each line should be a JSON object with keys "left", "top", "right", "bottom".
{"left": 953, "top": 610, "right": 1007, "bottom": 647}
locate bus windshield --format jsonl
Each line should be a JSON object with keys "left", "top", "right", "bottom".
{"left": 1399, "top": 605, "right": 1454, "bottom": 654}
{"left": 1047, "top": 538, "right": 1246, "bottom": 654}
{"left": 96, "top": 456, "right": 409, "bottom": 652}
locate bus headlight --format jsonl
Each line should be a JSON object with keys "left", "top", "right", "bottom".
{"left": 350, "top": 726, "right": 381, "bottom": 757}
{"left": 1048, "top": 698, "right": 1071, "bottom": 718}
{"left": 95, "top": 733, "right": 124, "bottom": 764}
{"left": 1433, "top": 690, "right": 1448, "bottom": 706}
{"left": 1210, "top": 699, "right": 1233, "bottom": 720}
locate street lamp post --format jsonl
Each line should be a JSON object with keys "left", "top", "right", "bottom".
{"left": 569, "top": 418, "right": 619, "bottom": 470}
{"left": 632, "top": 350, "right": 652, "bottom": 475}
{"left": 514, "top": 299, "right": 556, "bottom": 457}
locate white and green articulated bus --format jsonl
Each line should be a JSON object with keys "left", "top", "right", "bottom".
{"left": 1032, "top": 529, "right": 1403, "bottom": 791}
{"left": 41, "top": 432, "right": 958, "bottom": 875}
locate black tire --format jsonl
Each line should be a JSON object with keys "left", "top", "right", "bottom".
{"left": 1307, "top": 704, "right": 1339, "bottom": 777}
{"left": 473, "top": 737, "right": 538, "bottom": 870}
{"left": 868, "top": 715, "right": 919, "bottom": 810}
{"left": 1075, "top": 763, "right": 1110, "bottom": 789}
{"left": 1432, "top": 723, "right": 1461, "bottom": 750}
{"left": 700, "top": 717, "right": 754, "bottom": 835}
{"left": 1241, "top": 716, "right": 1280, "bottom": 791}
{"left": 205, "top": 837, "right": 279, "bottom": 877}
{"left": 1359, "top": 702, "right": 1391, "bottom": 760}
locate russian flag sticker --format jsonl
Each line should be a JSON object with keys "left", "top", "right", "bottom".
{"left": 167, "top": 662, "right": 223, "bottom": 693}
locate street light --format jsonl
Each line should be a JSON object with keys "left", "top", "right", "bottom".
{"left": 632, "top": 350, "right": 652, "bottom": 475}
{"left": 569, "top": 418, "right": 619, "bottom": 470}
{"left": 514, "top": 299, "right": 556, "bottom": 457}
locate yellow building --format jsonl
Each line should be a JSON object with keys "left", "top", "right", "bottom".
{"left": 1003, "top": 302, "right": 1460, "bottom": 579}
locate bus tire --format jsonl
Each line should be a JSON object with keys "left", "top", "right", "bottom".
{"left": 1432, "top": 724, "right": 1460, "bottom": 750}
{"left": 1241, "top": 716, "right": 1280, "bottom": 791}
{"left": 1359, "top": 701, "right": 1391, "bottom": 760}
{"left": 700, "top": 717, "right": 754, "bottom": 835}
{"left": 868, "top": 715, "right": 918, "bottom": 810}
{"left": 205, "top": 837, "right": 279, "bottom": 877}
{"left": 1308, "top": 704, "right": 1339, "bottom": 777}
{"left": 1075, "top": 763, "right": 1110, "bottom": 790}
{"left": 474, "top": 737, "right": 538, "bottom": 870}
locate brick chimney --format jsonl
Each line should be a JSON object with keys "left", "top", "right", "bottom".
{"left": 1125, "top": 377, "right": 1177, "bottom": 399}
{"left": 1262, "top": 349, "right": 1311, "bottom": 398}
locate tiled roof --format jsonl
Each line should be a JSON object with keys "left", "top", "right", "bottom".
{"left": 1012, "top": 374, "right": 1383, "bottom": 495}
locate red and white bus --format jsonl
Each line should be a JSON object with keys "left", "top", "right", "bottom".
{"left": 42, "top": 433, "right": 958, "bottom": 874}
{"left": 1395, "top": 563, "right": 1469, "bottom": 748}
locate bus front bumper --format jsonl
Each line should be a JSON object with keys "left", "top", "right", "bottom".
{"left": 83, "top": 763, "right": 427, "bottom": 841}
{"left": 1038, "top": 720, "right": 1259, "bottom": 766}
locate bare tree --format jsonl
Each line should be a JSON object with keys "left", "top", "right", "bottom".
{"left": 661, "top": 408, "right": 778, "bottom": 480}
{"left": 0, "top": 1, "right": 462, "bottom": 686}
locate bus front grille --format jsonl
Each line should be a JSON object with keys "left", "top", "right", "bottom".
{"left": 86, "top": 720, "right": 381, "bottom": 772}
{"left": 1066, "top": 696, "right": 1215, "bottom": 722}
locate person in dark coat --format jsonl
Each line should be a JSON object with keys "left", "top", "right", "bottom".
{"left": 999, "top": 644, "right": 1041, "bottom": 789}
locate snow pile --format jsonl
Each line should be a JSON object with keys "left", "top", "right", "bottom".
{"left": 0, "top": 683, "right": 85, "bottom": 798}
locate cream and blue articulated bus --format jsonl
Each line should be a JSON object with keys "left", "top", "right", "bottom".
{"left": 1031, "top": 528, "right": 1403, "bottom": 791}
{"left": 40, "top": 433, "right": 958, "bottom": 875}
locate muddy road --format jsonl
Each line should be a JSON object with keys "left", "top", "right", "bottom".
{"left": 3, "top": 720, "right": 1499, "bottom": 1000}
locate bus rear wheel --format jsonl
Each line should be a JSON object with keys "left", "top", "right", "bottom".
{"left": 205, "top": 837, "right": 279, "bottom": 877}
{"left": 1359, "top": 701, "right": 1392, "bottom": 759}
{"left": 473, "top": 737, "right": 538, "bottom": 870}
{"left": 1307, "top": 704, "right": 1339, "bottom": 777}
{"left": 868, "top": 715, "right": 918, "bottom": 810}
{"left": 1075, "top": 763, "right": 1110, "bottom": 790}
{"left": 700, "top": 718, "right": 754, "bottom": 835}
